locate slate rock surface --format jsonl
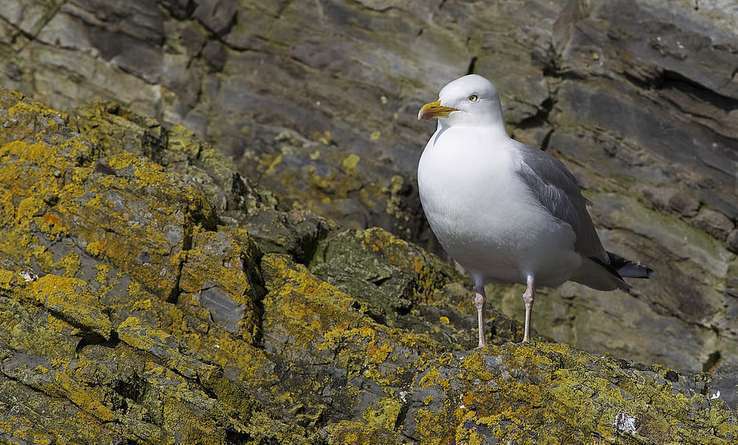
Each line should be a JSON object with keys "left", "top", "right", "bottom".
{"left": 1, "top": 0, "right": 737, "bottom": 416}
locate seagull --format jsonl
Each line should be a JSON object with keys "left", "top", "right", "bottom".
{"left": 417, "top": 74, "right": 651, "bottom": 346}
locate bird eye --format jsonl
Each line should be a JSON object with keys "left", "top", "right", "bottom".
{"left": 468, "top": 94, "right": 479, "bottom": 102}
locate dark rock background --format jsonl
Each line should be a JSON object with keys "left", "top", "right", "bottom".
{"left": 1, "top": 0, "right": 737, "bottom": 405}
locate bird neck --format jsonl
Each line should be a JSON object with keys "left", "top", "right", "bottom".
{"left": 481, "top": 100, "right": 508, "bottom": 136}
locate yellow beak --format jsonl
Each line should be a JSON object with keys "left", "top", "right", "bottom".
{"left": 417, "top": 100, "right": 458, "bottom": 120}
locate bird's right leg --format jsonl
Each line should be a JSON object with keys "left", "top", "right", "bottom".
{"left": 474, "top": 283, "right": 486, "bottom": 348}
{"left": 521, "top": 275, "right": 535, "bottom": 343}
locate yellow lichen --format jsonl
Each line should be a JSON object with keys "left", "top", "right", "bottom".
{"left": 366, "top": 340, "right": 392, "bottom": 364}
{"left": 461, "top": 350, "right": 495, "bottom": 381}
{"left": 363, "top": 397, "right": 402, "bottom": 431}
{"left": 85, "top": 240, "right": 105, "bottom": 257}
{"left": 27, "top": 275, "right": 111, "bottom": 336}
{"left": 15, "top": 196, "right": 45, "bottom": 222}
{"left": 341, "top": 154, "right": 360, "bottom": 174}
{"left": 57, "top": 253, "right": 80, "bottom": 277}
{"left": 0, "top": 268, "right": 15, "bottom": 290}
{"left": 55, "top": 372, "right": 115, "bottom": 422}
{"left": 419, "top": 366, "right": 450, "bottom": 391}
{"left": 95, "top": 263, "right": 110, "bottom": 284}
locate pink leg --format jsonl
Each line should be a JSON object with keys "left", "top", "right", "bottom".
{"left": 522, "top": 275, "right": 535, "bottom": 343}
{"left": 474, "top": 285, "right": 486, "bottom": 348}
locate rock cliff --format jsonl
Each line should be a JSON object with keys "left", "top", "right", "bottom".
{"left": 1, "top": 0, "right": 738, "bottom": 430}
{"left": 0, "top": 89, "right": 736, "bottom": 443}
{"left": 1, "top": 0, "right": 735, "bottom": 387}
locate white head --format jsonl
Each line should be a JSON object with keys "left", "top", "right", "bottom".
{"left": 418, "top": 74, "right": 506, "bottom": 131}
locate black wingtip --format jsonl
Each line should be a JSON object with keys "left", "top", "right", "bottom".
{"left": 606, "top": 252, "right": 653, "bottom": 279}
{"left": 618, "top": 262, "right": 653, "bottom": 279}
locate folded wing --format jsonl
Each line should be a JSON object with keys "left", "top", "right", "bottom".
{"left": 513, "top": 142, "right": 608, "bottom": 263}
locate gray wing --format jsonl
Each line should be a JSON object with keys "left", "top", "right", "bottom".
{"left": 514, "top": 142, "right": 607, "bottom": 262}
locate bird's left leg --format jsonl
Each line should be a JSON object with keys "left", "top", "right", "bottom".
{"left": 522, "top": 275, "right": 535, "bottom": 343}
{"left": 473, "top": 282, "right": 486, "bottom": 348}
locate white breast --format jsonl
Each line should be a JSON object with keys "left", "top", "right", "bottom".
{"left": 417, "top": 126, "right": 579, "bottom": 286}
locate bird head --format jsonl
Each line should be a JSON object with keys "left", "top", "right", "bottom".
{"left": 417, "top": 74, "right": 503, "bottom": 128}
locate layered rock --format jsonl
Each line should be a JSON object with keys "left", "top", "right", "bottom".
{"left": 0, "top": 90, "right": 735, "bottom": 443}
{"left": 1, "top": 0, "right": 737, "bottom": 409}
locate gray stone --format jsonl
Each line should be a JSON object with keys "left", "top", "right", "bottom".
{"left": 728, "top": 229, "right": 738, "bottom": 254}
{"left": 693, "top": 208, "right": 735, "bottom": 241}
{"left": 198, "top": 285, "right": 245, "bottom": 333}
